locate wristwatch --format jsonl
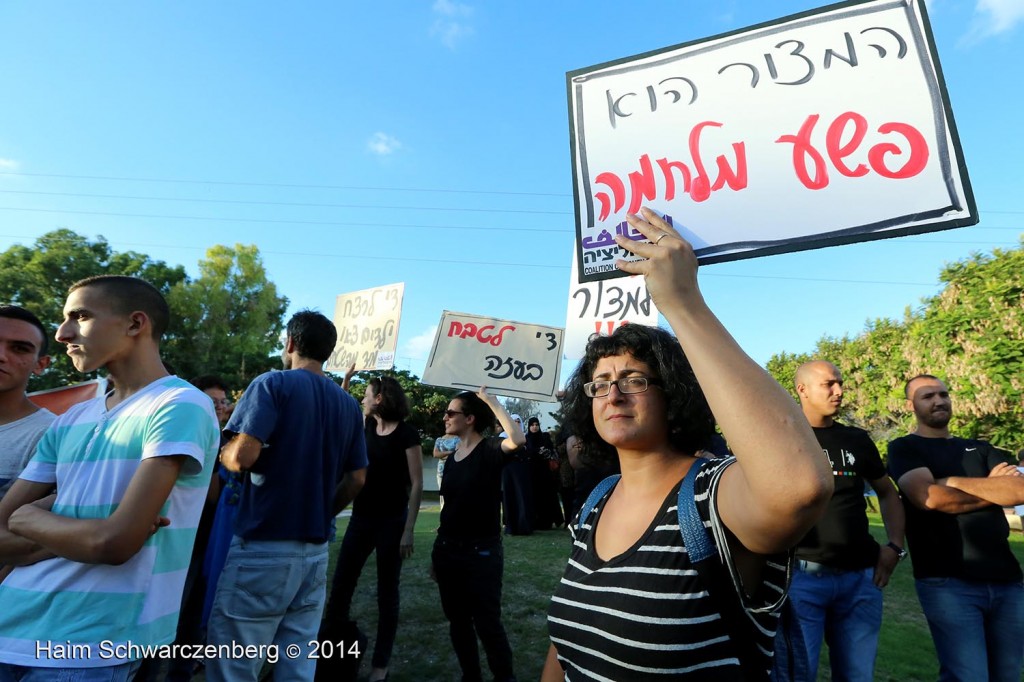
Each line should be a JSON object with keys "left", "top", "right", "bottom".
{"left": 886, "top": 542, "right": 908, "bottom": 561}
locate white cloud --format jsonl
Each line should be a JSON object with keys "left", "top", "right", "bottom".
{"left": 0, "top": 158, "right": 19, "bottom": 170}
{"left": 401, "top": 325, "right": 438, "bottom": 361}
{"left": 367, "top": 132, "right": 402, "bottom": 156}
{"left": 962, "top": 0, "right": 1024, "bottom": 43}
{"left": 431, "top": 0, "right": 475, "bottom": 49}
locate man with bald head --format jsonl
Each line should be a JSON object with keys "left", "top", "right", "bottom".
{"left": 776, "top": 360, "right": 905, "bottom": 682}
{"left": 888, "top": 374, "right": 1024, "bottom": 682}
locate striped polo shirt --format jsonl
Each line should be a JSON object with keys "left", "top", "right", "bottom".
{"left": 0, "top": 375, "right": 218, "bottom": 668}
{"left": 548, "top": 458, "right": 788, "bottom": 680}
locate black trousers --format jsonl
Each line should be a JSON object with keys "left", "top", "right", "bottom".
{"left": 432, "top": 537, "right": 516, "bottom": 682}
{"left": 324, "top": 510, "right": 407, "bottom": 669}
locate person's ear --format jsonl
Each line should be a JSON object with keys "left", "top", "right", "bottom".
{"left": 33, "top": 355, "right": 51, "bottom": 375}
{"left": 126, "top": 311, "right": 149, "bottom": 338}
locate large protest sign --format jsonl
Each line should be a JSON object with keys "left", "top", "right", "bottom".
{"left": 325, "top": 282, "right": 405, "bottom": 372}
{"left": 562, "top": 248, "right": 659, "bottom": 384}
{"left": 422, "top": 312, "right": 564, "bottom": 400}
{"left": 568, "top": 0, "right": 976, "bottom": 282}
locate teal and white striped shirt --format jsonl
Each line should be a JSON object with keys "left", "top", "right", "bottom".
{"left": 0, "top": 375, "right": 218, "bottom": 668}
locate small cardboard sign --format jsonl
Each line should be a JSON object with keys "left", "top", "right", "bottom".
{"left": 422, "top": 312, "right": 564, "bottom": 400}
{"left": 325, "top": 282, "right": 404, "bottom": 372}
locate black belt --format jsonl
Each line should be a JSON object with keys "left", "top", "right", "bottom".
{"left": 796, "top": 560, "right": 859, "bottom": 576}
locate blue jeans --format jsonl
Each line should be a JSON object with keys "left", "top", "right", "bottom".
{"left": 915, "top": 576, "right": 1024, "bottom": 682}
{"left": 205, "top": 537, "right": 330, "bottom": 682}
{"left": 783, "top": 564, "right": 882, "bottom": 682}
{"left": 0, "top": 662, "right": 139, "bottom": 682}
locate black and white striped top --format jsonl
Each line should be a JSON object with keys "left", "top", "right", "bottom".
{"left": 548, "top": 458, "right": 789, "bottom": 680}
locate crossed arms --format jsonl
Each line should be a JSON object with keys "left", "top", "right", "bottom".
{"left": 0, "top": 455, "right": 186, "bottom": 566}
{"left": 897, "top": 461, "right": 1024, "bottom": 514}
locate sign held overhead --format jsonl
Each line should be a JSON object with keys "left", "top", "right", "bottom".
{"left": 568, "top": 0, "right": 976, "bottom": 282}
{"left": 422, "top": 312, "right": 564, "bottom": 401}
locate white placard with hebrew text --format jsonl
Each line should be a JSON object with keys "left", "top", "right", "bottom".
{"left": 422, "top": 312, "right": 564, "bottom": 401}
{"left": 325, "top": 282, "right": 404, "bottom": 373}
{"left": 562, "top": 247, "right": 659, "bottom": 384}
{"left": 568, "top": 0, "right": 976, "bottom": 282}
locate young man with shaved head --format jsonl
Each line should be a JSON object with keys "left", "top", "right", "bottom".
{"left": 775, "top": 360, "right": 905, "bottom": 682}
{"left": 0, "top": 305, "right": 54, "bottom": 500}
{"left": 888, "top": 374, "right": 1024, "bottom": 682}
{"left": 0, "top": 276, "right": 219, "bottom": 681}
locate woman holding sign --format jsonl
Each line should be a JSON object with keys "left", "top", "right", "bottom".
{"left": 541, "top": 207, "right": 832, "bottom": 681}
{"left": 431, "top": 388, "right": 524, "bottom": 682}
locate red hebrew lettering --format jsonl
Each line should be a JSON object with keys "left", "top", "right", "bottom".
{"left": 595, "top": 172, "right": 626, "bottom": 222}
{"left": 868, "top": 122, "right": 929, "bottom": 179}
{"left": 826, "top": 112, "right": 869, "bottom": 178}
{"left": 447, "top": 321, "right": 463, "bottom": 338}
{"left": 656, "top": 157, "right": 692, "bottom": 201}
{"left": 776, "top": 114, "right": 829, "bottom": 190}
{"left": 626, "top": 154, "right": 658, "bottom": 215}
{"left": 688, "top": 121, "right": 747, "bottom": 202}
{"left": 710, "top": 142, "right": 748, "bottom": 193}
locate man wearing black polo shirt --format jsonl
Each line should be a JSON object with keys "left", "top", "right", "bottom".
{"left": 777, "top": 361, "right": 905, "bottom": 682}
{"left": 888, "top": 374, "right": 1024, "bottom": 682}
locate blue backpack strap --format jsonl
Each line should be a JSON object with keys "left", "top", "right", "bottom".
{"left": 576, "top": 474, "right": 621, "bottom": 529}
{"left": 677, "top": 457, "right": 774, "bottom": 681}
{"left": 677, "top": 458, "right": 714, "bottom": 562}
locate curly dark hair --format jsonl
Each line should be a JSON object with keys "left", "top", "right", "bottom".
{"left": 453, "top": 391, "right": 496, "bottom": 434}
{"left": 369, "top": 376, "right": 410, "bottom": 423}
{"left": 561, "top": 324, "right": 715, "bottom": 468}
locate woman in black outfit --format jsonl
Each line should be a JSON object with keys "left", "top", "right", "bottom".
{"left": 323, "top": 376, "right": 423, "bottom": 682}
{"left": 525, "top": 417, "right": 562, "bottom": 529}
{"left": 431, "top": 388, "right": 524, "bottom": 682}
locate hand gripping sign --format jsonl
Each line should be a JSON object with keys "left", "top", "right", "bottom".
{"left": 325, "top": 282, "right": 405, "bottom": 373}
{"left": 422, "top": 312, "right": 564, "bottom": 401}
{"left": 568, "top": 0, "right": 976, "bottom": 282}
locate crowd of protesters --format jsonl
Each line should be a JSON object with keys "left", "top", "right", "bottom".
{"left": 0, "top": 212, "right": 1022, "bottom": 682}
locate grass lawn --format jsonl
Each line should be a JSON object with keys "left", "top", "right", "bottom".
{"left": 199, "top": 506, "right": 1024, "bottom": 681}
{"left": 329, "top": 505, "right": 568, "bottom": 681}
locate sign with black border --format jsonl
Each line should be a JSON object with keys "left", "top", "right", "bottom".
{"left": 568, "top": 0, "right": 976, "bottom": 282}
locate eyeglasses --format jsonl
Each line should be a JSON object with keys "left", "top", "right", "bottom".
{"left": 583, "top": 376, "right": 661, "bottom": 398}
{"left": 443, "top": 410, "right": 465, "bottom": 419}
{"left": 213, "top": 399, "right": 232, "bottom": 407}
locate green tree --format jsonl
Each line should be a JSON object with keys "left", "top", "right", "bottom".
{"left": 905, "top": 240, "right": 1024, "bottom": 448}
{"left": 765, "top": 239, "right": 1024, "bottom": 453}
{"left": 164, "top": 244, "right": 288, "bottom": 389}
{"left": 0, "top": 229, "right": 187, "bottom": 390}
{"left": 764, "top": 350, "right": 811, "bottom": 402}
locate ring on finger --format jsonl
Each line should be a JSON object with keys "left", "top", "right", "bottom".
{"left": 654, "top": 233, "right": 669, "bottom": 245}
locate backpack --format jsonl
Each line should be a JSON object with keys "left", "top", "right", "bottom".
{"left": 577, "top": 458, "right": 802, "bottom": 682}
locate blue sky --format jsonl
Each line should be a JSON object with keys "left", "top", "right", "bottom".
{"left": 0, "top": 0, "right": 1021, "bottom": 384}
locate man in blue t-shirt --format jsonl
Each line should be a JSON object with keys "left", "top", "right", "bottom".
{"left": 206, "top": 310, "right": 367, "bottom": 682}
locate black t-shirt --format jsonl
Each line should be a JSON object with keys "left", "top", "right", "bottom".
{"left": 888, "top": 434, "right": 1021, "bottom": 582}
{"left": 796, "top": 422, "right": 886, "bottom": 569}
{"left": 352, "top": 419, "right": 420, "bottom": 518}
{"left": 438, "top": 436, "right": 510, "bottom": 542}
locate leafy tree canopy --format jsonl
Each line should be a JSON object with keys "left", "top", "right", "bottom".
{"left": 0, "top": 230, "right": 287, "bottom": 393}
{"left": 765, "top": 239, "right": 1024, "bottom": 453}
